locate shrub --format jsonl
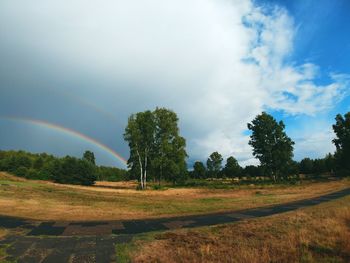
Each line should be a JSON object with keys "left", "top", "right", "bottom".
{"left": 52, "top": 156, "right": 97, "bottom": 186}
{"left": 14, "top": 166, "right": 28, "bottom": 177}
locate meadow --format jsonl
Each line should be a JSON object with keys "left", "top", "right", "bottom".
{"left": 0, "top": 172, "right": 348, "bottom": 222}
{"left": 117, "top": 194, "right": 350, "bottom": 263}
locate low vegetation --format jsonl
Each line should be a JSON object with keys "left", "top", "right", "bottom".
{"left": 0, "top": 228, "right": 7, "bottom": 239}
{"left": 119, "top": 195, "right": 350, "bottom": 263}
{"left": 0, "top": 150, "right": 127, "bottom": 185}
{"left": 0, "top": 172, "right": 348, "bottom": 221}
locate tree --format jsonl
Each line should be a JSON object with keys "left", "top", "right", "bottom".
{"left": 152, "top": 108, "right": 187, "bottom": 185}
{"left": 52, "top": 156, "right": 96, "bottom": 185}
{"left": 193, "top": 161, "right": 206, "bottom": 179}
{"left": 124, "top": 110, "right": 155, "bottom": 190}
{"left": 96, "top": 166, "right": 127, "bottom": 181}
{"left": 299, "top": 158, "right": 314, "bottom": 174}
{"left": 124, "top": 108, "right": 187, "bottom": 189}
{"left": 313, "top": 158, "right": 327, "bottom": 174}
{"left": 324, "top": 153, "right": 335, "bottom": 174}
{"left": 243, "top": 165, "right": 265, "bottom": 179}
{"left": 83, "top": 150, "right": 96, "bottom": 165}
{"left": 332, "top": 112, "right": 350, "bottom": 173}
{"left": 247, "top": 112, "right": 294, "bottom": 182}
{"left": 223, "top": 156, "right": 241, "bottom": 179}
{"left": 206, "top": 152, "right": 223, "bottom": 178}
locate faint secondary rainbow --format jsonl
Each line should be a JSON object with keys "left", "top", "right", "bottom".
{"left": 2, "top": 116, "right": 127, "bottom": 167}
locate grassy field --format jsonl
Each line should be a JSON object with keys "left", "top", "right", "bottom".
{"left": 117, "top": 195, "right": 350, "bottom": 263}
{"left": 0, "top": 228, "right": 7, "bottom": 239}
{"left": 0, "top": 172, "right": 349, "bottom": 221}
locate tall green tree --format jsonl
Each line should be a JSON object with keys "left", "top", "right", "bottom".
{"left": 193, "top": 161, "right": 206, "bottom": 179}
{"left": 299, "top": 158, "right": 314, "bottom": 174}
{"left": 332, "top": 112, "right": 350, "bottom": 173}
{"left": 124, "top": 110, "right": 155, "bottom": 189}
{"left": 206, "top": 152, "right": 223, "bottom": 178}
{"left": 152, "top": 108, "right": 187, "bottom": 185}
{"left": 124, "top": 108, "right": 187, "bottom": 189}
{"left": 83, "top": 150, "right": 95, "bottom": 165}
{"left": 224, "top": 156, "right": 241, "bottom": 179}
{"left": 247, "top": 112, "right": 294, "bottom": 181}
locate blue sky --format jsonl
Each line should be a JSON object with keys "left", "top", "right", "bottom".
{"left": 0, "top": 0, "right": 349, "bottom": 168}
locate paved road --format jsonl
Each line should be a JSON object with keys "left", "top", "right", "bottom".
{"left": 0, "top": 188, "right": 349, "bottom": 262}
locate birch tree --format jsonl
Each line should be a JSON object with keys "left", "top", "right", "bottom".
{"left": 124, "top": 108, "right": 187, "bottom": 188}
{"left": 124, "top": 111, "right": 155, "bottom": 189}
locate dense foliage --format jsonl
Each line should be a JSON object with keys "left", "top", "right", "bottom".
{"left": 51, "top": 156, "right": 96, "bottom": 185}
{"left": 247, "top": 112, "right": 295, "bottom": 181}
{"left": 124, "top": 107, "right": 187, "bottom": 189}
{"left": 206, "top": 152, "right": 223, "bottom": 178}
{"left": 332, "top": 112, "right": 350, "bottom": 174}
{"left": 192, "top": 161, "right": 206, "bottom": 179}
{"left": 0, "top": 150, "right": 127, "bottom": 185}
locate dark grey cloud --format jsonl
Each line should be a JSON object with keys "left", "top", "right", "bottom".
{"left": 0, "top": 0, "right": 347, "bottom": 167}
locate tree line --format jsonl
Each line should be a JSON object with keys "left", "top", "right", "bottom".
{"left": 1, "top": 110, "right": 349, "bottom": 187}
{"left": 190, "top": 152, "right": 336, "bottom": 181}
{"left": 0, "top": 150, "right": 127, "bottom": 185}
{"left": 125, "top": 110, "right": 350, "bottom": 188}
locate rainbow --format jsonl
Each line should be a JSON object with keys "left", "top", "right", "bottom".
{"left": 55, "top": 89, "right": 124, "bottom": 126}
{"left": 1, "top": 116, "right": 127, "bottom": 167}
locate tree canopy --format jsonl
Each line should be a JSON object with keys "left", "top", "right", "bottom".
{"left": 223, "top": 156, "right": 241, "bottom": 179}
{"left": 83, "top": 150, "right": 96, "bottom": 165}
{"left": 332, "top": 112, "right": 350, "bottom": 172}
{"left": 192, "top": 161, "right": 206, "bottom": 179}
{"left": 247, "top": 112, "right": 294, "bottom": 181}
{"left": 124, "top": 107, "right": 187, "bottom": 189}
{"left": 207, "top": 151, "right": 223, "bottom": 178}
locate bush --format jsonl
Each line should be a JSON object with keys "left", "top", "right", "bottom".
{"left": 152, "top": 184, "right": 168, "bottom": 190}
{"left": 14, "top": 166, "right": 28, "bottom": 177}
{"left": 52, "top": 156, "right": 97, "bottom": 186}
{"left": 96, "top": 166, "right": 128, "bottom": 181}
{"left": 136, "top": 184, "right": 144, "bottom": 191}
{"left": 0, "top": 150, "right": 123, "bottom": 185}
{"left": 25, "top": 169, "right": 51, "bottom": 180}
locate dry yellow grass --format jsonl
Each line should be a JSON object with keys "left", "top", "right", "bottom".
{"left": 0, "top": 228, "right": 7, "bottom": 239}
{"left": 0, "top": 172, "right": 349, "bottom": 221}
{"left": 130, "top": 196, "right": 350, "bottom": 263}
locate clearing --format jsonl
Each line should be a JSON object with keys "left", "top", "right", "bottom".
{"left": 0, "top": 172, "right": 349, "bottom": 221}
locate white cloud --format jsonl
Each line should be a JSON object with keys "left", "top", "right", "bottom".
{"left": 293, "top": 127, "right": 336, "bottom": 160}
{"left": 0, "top": 0, "right": 348, "bottom": 165}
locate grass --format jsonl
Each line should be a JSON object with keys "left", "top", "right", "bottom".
{"left": 0, "top": 228, "right": 15, "bottom": 263}
{"left": 0, "top": 172, "right": 349, "bottom": 221}
{"left": 0, "top": 228, "right": 8, "bottom": 239}
{"left": 119, "top": 195, "right": 350, "bottom": 263}
{"left": 116, "top": 233, "right": 159, "bottom": 263}
{"left": 0, "top": 244, "right": 13, "bottom": 263}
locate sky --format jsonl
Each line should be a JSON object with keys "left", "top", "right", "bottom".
{"left": 0, "top": 0, "right": 349, "bottom": 168}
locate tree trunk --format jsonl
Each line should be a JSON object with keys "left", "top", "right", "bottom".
{"left": 137, "top": 150, "right": 144, "bottom": 189}
{"left": 144, "top": 151, "right": 147, "bottom": 189}
{"left": 159, "top": 165, "right": 162, "bottom": 187}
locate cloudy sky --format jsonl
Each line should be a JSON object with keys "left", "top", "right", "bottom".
{"left": 1, "top": 0, "right": 349, "bottom": 168}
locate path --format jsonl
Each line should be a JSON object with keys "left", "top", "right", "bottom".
{"left": 0, "top": 188, "right": 349, "bottom": 262}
